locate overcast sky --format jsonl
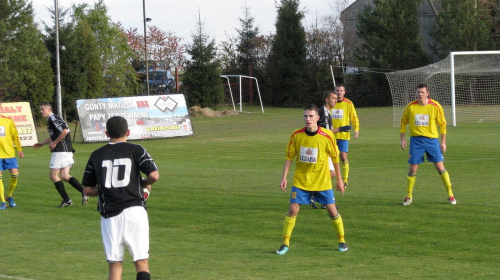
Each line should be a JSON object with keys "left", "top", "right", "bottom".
{"left": 32, "top": 0, "right": 354, "bottom": 44}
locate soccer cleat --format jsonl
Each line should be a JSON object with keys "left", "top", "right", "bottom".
{"left": 403, "top": 197, "right": 412, "bottom": 206}
{"left": 58, "top": 200, "right": 73, "bottom": 208}
{"left": 82, "top": 196, "right": 89, "bottom": 205}
{"left": 344, "top": 182, "right": 348, "bottom": 189}
{"left": 6, "top": 197, "right": 16, "bottom": 207}
{"left": 321, "top": 204, "right": 327, "bottom": 209}
{"left": 0, "top": 202, "right": 6, "bottom": 210}
{"left": 276, "top": 244, "right": 289, "bottom": 255}
{"left": 309, "top": 198, "right": 318, "bottom": 209}
{"left": 338, "top": 242, "right": 348, "bottom": 252}
{"left": 448, "top": 196, "right": 457, "bottom": 205}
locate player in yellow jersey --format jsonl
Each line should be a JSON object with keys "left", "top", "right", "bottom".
{"left": 400, "top": 83, "right": 456, "bottom": 206}
{"left": 276, "top": 105, "right": 347, "bottom": 255}
{"left": 331, "top": 85, "right": 359, "bottom": 188}
{"left": 0, "top": 112, "right": 24, "bottom": 210}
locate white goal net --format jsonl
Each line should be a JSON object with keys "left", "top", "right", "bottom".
{"left": 387, "top": 51, "right": 500, "bottom": 126}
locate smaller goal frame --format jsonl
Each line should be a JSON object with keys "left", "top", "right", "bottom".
{"left": 220, "top": 75, "right": 265, "bottom": 113}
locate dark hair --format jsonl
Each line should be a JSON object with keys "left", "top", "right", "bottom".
{"left": 416, "top": 83, "right": 429, "bottom": 91}
{"left": 323, "top": 90, "right": 336, "bottom": 100}
{"left": 335, "top": 84, "right": 346, "bottom": 90}
{"left": 106, "top": 116, "right": 128, "bottom": 138}
{"left": 40, "top": 101, "right": 52, "bottom": 108}
{"left": 304, "top": 104, "right": 319, "bottom": 113}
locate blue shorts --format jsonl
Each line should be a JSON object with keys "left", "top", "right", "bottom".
{"left": 408, "top": 136, "right": 444, "bottom": 164}
{"left": 0, "top": 158, "right": 18, "bottom": 171}
{"left": 290, "top": 186, "right": 336, "bottom": 205}
{"left": 336, "top": 139, "right": 349, "bottom": 153}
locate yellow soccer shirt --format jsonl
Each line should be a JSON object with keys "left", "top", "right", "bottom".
{"left": 0, "top": 116, "right": 22, "bottom": 158}
{"left": 285, "top": 127, "right": 340, "bottom": 192}
{"left": 331, "top": 98, "right": 359, "bottom": 140}
{"left": 400, "top": 99, "right": 447, "bottom": 139}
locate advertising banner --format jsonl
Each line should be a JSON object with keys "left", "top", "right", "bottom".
{"left": 76, "top": 94, "right": 193, "bottom": 142}
{"left": 0, "top": 102, "right": 38, "bottom": 147}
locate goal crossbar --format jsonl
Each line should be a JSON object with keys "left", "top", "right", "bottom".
{"left": 387, "top": 50, "right": 500, "bottom": 127}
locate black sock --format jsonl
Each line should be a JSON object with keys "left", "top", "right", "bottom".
{"left": 68, "top": 177, "right": 83, "bottom": 193}
{"left": 54, "top": 181, "right": 70, "bottom": 201}
{"left": 136, "top": 271, "right": 150, "bottom": 280}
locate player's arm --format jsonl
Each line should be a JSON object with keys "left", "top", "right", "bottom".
{"left": 142, "top": 171, "right": 159, "bottom": 192}
{"left": 49, "top": 128, "right": 68, "bottom": 150}
{"left": 9, "top": 122, "right": 23, "bottom": 157}
{"left": 400, "top": 107, "right": 410, "bottom": 150}
{"left": 440, "top": 134, "right": 447, "bottom": 153}
{"left": 83, "top": 186, "right": 98, "bottom": 196}
{"left": 33, "top": 137, "right": 52, "bottom": 149}
{"left": 280, "top": 159, "right": 293, "bottom": 192}
{"left": 351, "top": 105, "right": 360, "bottom": 138}
{"left": 400, "top": 133, "right": 407, "bottom": 150}
{"left": 331, "top": 126, "right": 351, "bottom": 134}
{"left": 333, "top": 160, "right": 344, "bottom": 195}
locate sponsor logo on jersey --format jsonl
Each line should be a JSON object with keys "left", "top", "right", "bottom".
{"left": 414, "top": 114, "right": 429, "bottom": 126}
{"left": 300, "top": 147, "right": 318, "bottom": 163}
{"left": 332, "top": 109, "right": 344, "bottom": 119}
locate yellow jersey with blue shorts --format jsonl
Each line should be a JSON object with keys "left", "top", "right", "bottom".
{"left": 332, "top": 98, "right": 359, "bottom": 141}
{"left": 0, "top": 116, "right": 22, "bottom": 159}
{"left": 401, "top": 99, "right": 447, "bottom": 164}
{"left": 285, "top": 127, "right": 340, "bottom": 192}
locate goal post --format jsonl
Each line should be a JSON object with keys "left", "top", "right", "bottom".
{"left": 387, "top": 50, "right": 500, "bottom": 127}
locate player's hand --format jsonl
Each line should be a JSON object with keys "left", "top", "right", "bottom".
{"left": 280, "top": 178, "right": 287, "bottom": 192}
{"left": 338, "top": 125, "right": 351, "bottom": 132}
{"left": 18, "top": 151, "right": 24, "bottom": 158}
{"left": 354, "top": 131, "right": 359, "bottom": 139}
{"left": 33, "top": 143, "right": 42, "bottom": 149}
{"left": 336, "top": 178, "right": 344, "bottom": 196}
{"left": 401, "top": 140, "right": 407, "bottom": 151}
{"left": 440, "top": 143, "right": 447, "bottom": 153}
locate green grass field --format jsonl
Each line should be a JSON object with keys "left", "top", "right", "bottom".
{"left": 1, "top": 106, "right": 499, "bottom": 279}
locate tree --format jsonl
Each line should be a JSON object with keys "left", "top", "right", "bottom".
{"left": 218, "top": 34, "right": 239, "bottom": 74}
{"left": 266, "top": 0, "right": 308, "bottom": 107}
{"left": 356, "top": 0, "right": 429, "bottom": 70}
{"left": 430, "top": 0, "right": 495, "bottom": 58}
{"left": 236, "top": 3, "right": 259, "bottom": 75}
{"left": 305, "top": 15, "right": 344, "bottom": 93}
{"left": 44, "top": 1, "right": 139, "bottom": 120}
{"left": 44, "top": 5, "right": 103, "bottom": 120}
{"left": 72, "top": 1, "right": 138, "bottom": 97}
{"left": 484, "top": 0, "right": 500, "bottom": 46}
{"left": 0, "top": 0, "right": 53, "bottom": 112}
{"left": 183, "top": 13, "right": 224, "bottom": 109}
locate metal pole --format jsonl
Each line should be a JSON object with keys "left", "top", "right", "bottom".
{"left": 55, "top": 0, "right": 62, "bottom": 115}
{"left": 143, "top": 0, "right": 149, "bottom": 95}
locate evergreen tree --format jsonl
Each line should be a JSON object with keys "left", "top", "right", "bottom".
{"left": 183, "top": 13, "right": 223, "bottom": 109}
{"left": 0, "top": 0, "right": 53, "bottom": 111}
{"left": 44, "top": 6, "right": 102, "bottom": 120}
{"left": 75, "top": 1, "right": 138, "bottom": 97}
{"left": 266, "top": 0, "right": 308, "bottom": 107}
{"left": 356, "top": 0, "right": 429, "bottom": 70}
{"left": 430, "top": 0, "right": 495, "bottom": 58}
{"left": 485, "top": 0, "right": 500, "bottom": 47}
{"left": 237, "top": 4, "right": 259, "bottom": 75}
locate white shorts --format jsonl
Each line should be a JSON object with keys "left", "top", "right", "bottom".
{"left": 328, "top": 157, "right": 335, "bottom": 171}
{"left": 50, "top": 152, "right": 74, "bottom": 169}
{"left": 101, "top": 206, "right": 149, "bottom": 262}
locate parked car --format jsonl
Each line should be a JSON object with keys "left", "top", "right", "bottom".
{"left": 145, "top": 70, "right": 176, "bottom": 93}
